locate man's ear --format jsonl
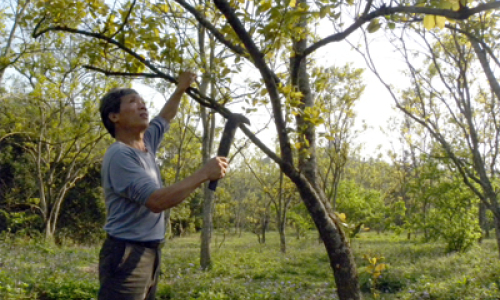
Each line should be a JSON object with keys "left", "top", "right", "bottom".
{"left": 109, "top": 112, "right": 119, "bottom": 123}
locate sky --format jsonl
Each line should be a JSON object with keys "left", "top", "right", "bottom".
{"left": 0, "top": 0, "right": 410, "bottom": 160}
{"left": 133, "top": 29, "right": 409, "bottom": 160}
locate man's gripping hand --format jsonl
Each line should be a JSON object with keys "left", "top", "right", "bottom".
{"left": 176, "top": 71, "right": 197, "bottom": 92}
{"left": 202, "top": 156, "right": 228, "bottom": 181}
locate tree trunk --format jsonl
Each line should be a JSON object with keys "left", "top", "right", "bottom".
{"left": 494, "top": 214, "right": 500, "bottom": 259}
{"left": 278, "top": 171, "right": 286, "bottom": 253}
{"left": 261, "top": 213, "right": 268, "bottom": 244}
{"left": 199, "top": 40, "right": 216, "bottom": 269}
{"left": 210, "top": 0, "right": 361, "bottom": 296}
{"left": 45, "top": 220, "right": 54, "bottom": 241}
{"left": 470, "top": 38, "right": 500, "bottom": 102}
{"left": 288, "top": 0, "right": 360, "bottom": 296}
{"left": 200, "top": 190, "right": 214, "bottom": 269}
{"left": 291, "top": 173, "right": 361, "bottom": 300}
{"left": 479, "top": 201, "right": 487, "bottom": 243}
{"left": 279, "top": 220, "right": 286, "bottom": 254}
{"left": 287, "top": 1, "right": 360, "bottom": 294}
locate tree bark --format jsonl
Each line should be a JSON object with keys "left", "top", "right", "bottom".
{"left": 479, "top": 201, "right": 487, "bottom": 243}
{"left": 200, "top": 190, "right": 214, "bottom": 269}
{"left": 261, "top": 213, "right": 268, "bottom": 244}
{"left": 286, "top": 0, "right": 360, "bottom": 296}
{"left": 470, "top": 38, "right": 500, "bottom": 102}
{"left": 290, "top": 170, "right": 361, "bottom": 300}
{"left": 279, "top": 220, "right": 287, "bottom": 254}
{"left": 278, "top": 171, "right": 287, "bottom": 253}
{"left": 200, "top": 35, "right": 216, "bottom": 269}
{"left": 494, "top": 213, "right": 500, "bottom": 258}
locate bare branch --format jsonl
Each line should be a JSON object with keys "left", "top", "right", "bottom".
{"left": 212, "top": 0, "right": 293, "bottom": 165}
{"left": 109, "top": 0, "right": 136, "bottom": 39}
{"left": 173, "top": 0, "right": 247, "bottom": 56}
{"left": 301, "top": 2, "right": 500, "bottom": 59}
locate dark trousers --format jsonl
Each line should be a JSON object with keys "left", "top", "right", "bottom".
{"left": 98, "top": 236, "right": 162, "bottom": 300}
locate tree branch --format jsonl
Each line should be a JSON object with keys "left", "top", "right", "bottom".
{"left": 83, "top": 65, "right": 173, "bottom": 80}
{"left": 212, "top": 0, "right": 294, "bottom": 166}
{"left": 300, "top": 2, "right": 500, "bottom": 60}
{"left": 0, "top": 132, "right": 31, "bottom": 144}
{"left": 33, "top": 16, "right": 290, "bottom": 176}
{"left": 109, "top": 0, "right": 136, "bottom": 39}
{"left": 173, "top": 0, "right": 247, "bottom": 56}
{"left": 81, "top": 64, "right": 225, "bottom": 113}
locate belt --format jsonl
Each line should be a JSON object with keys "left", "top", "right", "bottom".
{"left": 107, "top": 234, "right": 164, "bottom": 249}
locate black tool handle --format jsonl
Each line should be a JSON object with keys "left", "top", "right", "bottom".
{"left": 207, "top": 114, "right": 249, "bottom": 191}
{"left": 208, "top": 180, "right": 218, "bottom": 191}
{"left": 208, "top": 147, "right": 227, "bottom": 191}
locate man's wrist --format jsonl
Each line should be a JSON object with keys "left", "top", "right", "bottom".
{"left": 174, "top": 85, "right": 189, "bottom": 95}
{"left": 195, "top": 167, "right": 209, "bottom": 183}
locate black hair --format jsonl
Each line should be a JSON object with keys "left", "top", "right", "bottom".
{"left": 99, "top": 88, "right": 138, "bottom": 138}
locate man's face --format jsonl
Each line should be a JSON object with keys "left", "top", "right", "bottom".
{"left": 110, "top": 93, "right": 149, "bottom": 132}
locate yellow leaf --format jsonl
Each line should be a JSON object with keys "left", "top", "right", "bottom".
{"left": 369, "top": 257, "right": 377, "bottom": 265}
{"left": 289, "top": 0, "right": 296, "bottom": 7}
{"left": 435, "top": 16, "right": 446, "bottom": 29}
{"left": 339, "top": 213, "right": 346, "bottom": 222}
{"left": 375, "top": 263, "right": 386, "bottom": 272}
{"left": 260, "top": 0, "right": 272, "bottom": 11}
{"left": 281, "top": 85, "right": 291, "bottom": 94}
{"left": 423, "top": 15, "right": 435, "bottom": 30}
{"left": 438, "top": 1, "right": 452, "bottom": 9}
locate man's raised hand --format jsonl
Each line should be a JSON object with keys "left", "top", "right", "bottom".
{"left": 177, "top": 71, "right": 197, "bottom": 92}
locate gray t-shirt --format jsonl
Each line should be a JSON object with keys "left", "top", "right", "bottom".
{"left": 101, "top": 116, "right": 170, "bottom": 241}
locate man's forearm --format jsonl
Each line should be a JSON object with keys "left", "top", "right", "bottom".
{"left": 159, "top": 88, "right": 185, "bottom": 122}
{"left": 145, "top": 168, "right": 208, "bottom": 213}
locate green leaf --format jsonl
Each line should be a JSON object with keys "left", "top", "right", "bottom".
{"left": 366, "top": 19, "right": 381, "bottom": 33}
{"left": 319, "top": 6, "right": 330, "bottom": 18}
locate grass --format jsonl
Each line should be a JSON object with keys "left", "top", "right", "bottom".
{"left": 0, "top": 231, "right": 499, "bottom": 299}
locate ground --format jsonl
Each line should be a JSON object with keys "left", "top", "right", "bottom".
{"left": 0, "top": 231, "right": 499, "bottom": 299}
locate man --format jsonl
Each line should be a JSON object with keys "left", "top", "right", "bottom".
{"left": 98, "top": 71, "right": 228, "bottom": 300}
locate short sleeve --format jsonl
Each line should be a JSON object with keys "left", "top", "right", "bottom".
{"left": 144, "top": 116, "right": 170, "bottom": 154}
{"left": 108, "top": 150, "right": 158, "bottom": 205}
